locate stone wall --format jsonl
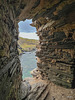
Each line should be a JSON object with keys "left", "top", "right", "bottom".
{"left": 0, "top": 0, "right": 75, "bottom": 100}
{"left": 31, "top": 0, "right": 75, "bottom": 88}
{"left": 0, "top": 1, "right": 22, "bottom": 100}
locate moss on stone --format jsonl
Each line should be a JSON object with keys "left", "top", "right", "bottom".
{"left": 0, "top": 48, "right": 9, "bottom": 57}
{"left": 0, "top": 50, "right": 5, "bottom": 57}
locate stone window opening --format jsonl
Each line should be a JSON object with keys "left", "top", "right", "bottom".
{"left": 18, "top": 19, "right": 39, "bottom": 80}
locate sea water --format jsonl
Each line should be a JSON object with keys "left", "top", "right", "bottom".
{"left": 19, "top": 51, "right": 37, "bottom": 80}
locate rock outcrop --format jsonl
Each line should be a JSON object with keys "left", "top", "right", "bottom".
{"left": 0, "top": 0, "right": 75, "bottom": 100}
{"left": 19, "top": 70, "right": 75, "bottom": 100}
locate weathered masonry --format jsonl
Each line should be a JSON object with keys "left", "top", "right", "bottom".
{"left": 0, "top": 0, "right": 75, "bottom": 100}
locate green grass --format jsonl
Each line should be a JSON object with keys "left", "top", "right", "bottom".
{"left": 18, "top": 37, "right": 38, "bottom": 54}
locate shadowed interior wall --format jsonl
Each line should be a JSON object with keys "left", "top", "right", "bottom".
{"left": 0, "top": 1, "right": 22, "bottom": 100}
{"left": 0, "top": 0, "right": 75, "bottom": 100}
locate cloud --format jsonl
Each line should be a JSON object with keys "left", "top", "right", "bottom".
{"left": 19, "top": 32, "right": 39, "bottom": 40}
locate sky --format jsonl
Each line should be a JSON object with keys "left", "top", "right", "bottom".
{"left": 18, "top": 19, "right": 39, "bottom": 40}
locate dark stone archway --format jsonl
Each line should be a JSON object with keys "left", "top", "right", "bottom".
{"left": 0, "top": 0, "right": 75, "bottom": 100}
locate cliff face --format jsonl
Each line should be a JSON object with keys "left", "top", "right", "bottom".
{"left": 0, "top": 0, "right": 75, "bottom": 100}
{"left": 18, "top": 37, "right": 38, "bottom": 53}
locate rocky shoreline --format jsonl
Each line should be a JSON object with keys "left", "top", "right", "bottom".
{"left": 19, "top": 49, "right": 36, "bottom": 56}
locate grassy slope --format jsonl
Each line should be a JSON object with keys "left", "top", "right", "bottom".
{"left": 18, "top": 37, "right": 38, "bottom": 54}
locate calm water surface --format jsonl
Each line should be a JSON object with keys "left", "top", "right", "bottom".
{"left": 19, "top": 51, "right": 37, "bottom": 80}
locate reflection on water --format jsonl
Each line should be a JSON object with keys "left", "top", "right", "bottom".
{"left": 19, "top": 51, "right": 37, "bottom": 80}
